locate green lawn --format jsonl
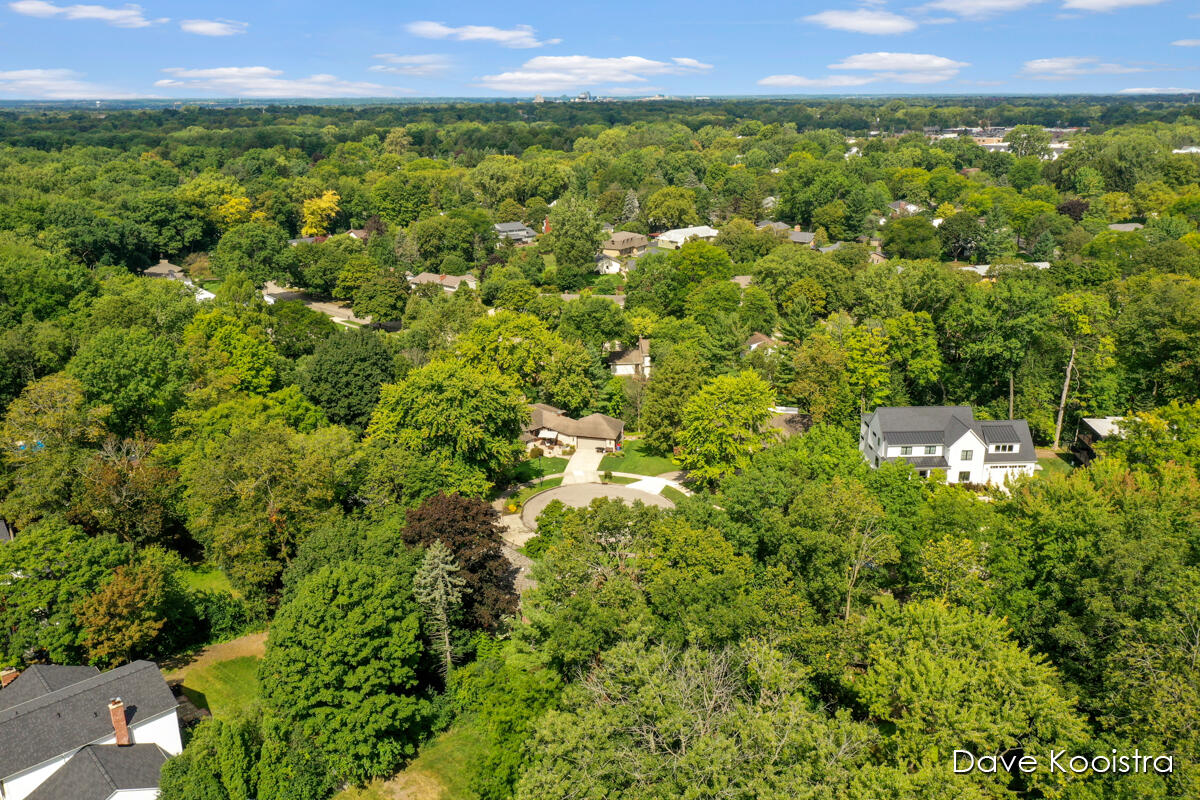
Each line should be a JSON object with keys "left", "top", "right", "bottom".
{"left": 335, "top": 724, "right": 486, "bottom": 800}
{"left": 600, "top": 439, "right": 676, "bottom": 476}
{"left": 180, "top": 566, "right": 237, "bottom": 597}
{"left": 507, "top": 477, "right": 563, "bottom": 510}
{"left": 200, "top": 279, "right": 223, "bottom": 291}
{"left": 174, "top": 656, "right": 260, "bottom": 719}
{"left": 1038, "top": 453, "right": 1076, "bottom": 478}
{"left": 661, "top": 486, "right": 689, "bottom": 504}
{"left": 510, "top": 456, "right": 568, "bottom": 484}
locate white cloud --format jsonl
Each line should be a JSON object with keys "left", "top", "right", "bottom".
{"left": 1061, "top": 0, "right": 1165, "bottom": 9}
{"left": 0, "top": 67, "right": 140, "bottom": 97}
{"left": 920, "top": 0, "right": 1043, "bottom": 18}
{"left": 804, "top": 9, "right": 918, "bottom": 34}
{"left": 1118, "top": 86, "right": 1199, "bottom": 94}
{"left": 1171, "top": 39, "right": 1200, "bottom": 46}
{"left": 180, "top": 18, "right": 248, "bottom": 36}
{"left": 405, "top": 20, "right": 559, "bottom": 48}
{"left": 157, "top": 66, "right": 411, "bottom": 98}
{"left": 477, "top": 55, "right": 711, "bottom": 93}
{"left": 8, "top": 0, "right": 165, "bottom": 27}
{"left": 758, "top": 74, "right": 877, "bottom": 87}
{"left": 759, "top": 51, "right": 967, "bottom": 89}
{"left": 370, "top": 54, "right": 452, "bottom": 77}
{"left": 1021, "top": 56, "right": 1144, "bottom": 78}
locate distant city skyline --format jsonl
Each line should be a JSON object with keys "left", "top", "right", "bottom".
{"left": 0, "top": 0, "right": 1196, "bottom": 99}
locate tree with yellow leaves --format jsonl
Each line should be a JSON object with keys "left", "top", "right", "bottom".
{"left": 301, "top": 190, "right": 341, "bottom": 237}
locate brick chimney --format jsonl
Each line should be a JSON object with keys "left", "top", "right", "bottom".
{"left": 0, "top": 667, "right": 18, "bottom": 688}
{"left": 108, "top": 698, "right": 131, "bottom": 746}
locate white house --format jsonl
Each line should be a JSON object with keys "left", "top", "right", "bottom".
{"left": 859, "top": 406, "right": 1037, "bottom": 485}
{"left": 887, "top": 200, "right": 923, "bottom": 217}
{"left": 0, "top": 661, "right": 182, "bottom": 800}
{"left": 656, "top": 225, "right": 719, "bottom": 249}
{"left": 594, "top": 253, "right": 624, "bottom": 275}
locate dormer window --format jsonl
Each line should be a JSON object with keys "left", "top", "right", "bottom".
{"left": 924, "top": 445, "right": 937, "bottom": 455}
{"left": 900, "top": 446, "right": 912, "bottom": 456}
{"left": 993, "top": 444, "right": 1015, "bottom": 453}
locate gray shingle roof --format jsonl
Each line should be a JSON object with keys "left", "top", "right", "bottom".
{"left": 25, "top": 744, "right": 168, "bottom": 800}
{"left": 0, "top": 666, "right": 100, "bottom": 712}
{"left": 867, "top": 406, "right": 1036, "bottom": 464}
{"left": 0, "top": 661, "right": 177, "bottom": 779}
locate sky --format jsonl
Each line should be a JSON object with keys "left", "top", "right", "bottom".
{"left": 0, "top": 0, "right": 1196, "bottom": 99}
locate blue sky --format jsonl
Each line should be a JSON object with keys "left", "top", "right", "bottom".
{"left": 0, "top": 0, "right": 1196, "bottom": 98}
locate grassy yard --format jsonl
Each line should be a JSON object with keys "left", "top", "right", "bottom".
{"left": 661, "top": 486, "right": 689, "bottom": 504}
{"left": 600, "top": 439, "right": 676, "bottom": 477}
{"left": 507, "top": 477, "right": 563, "bottom": 510}
{"left": 172, "top": 655, "right": 260, "bottom": 718}
{"left": 335, "top": 724, "right": 486, "bottom": 800}
{"left": 509, "top": 456, "right": 568, "bottom": 484}
{"left": 1037, "top": 452, "right": 1076, "bottom": 478}
{"left": 180, "top": 566, "right": 238, "bottom": 597}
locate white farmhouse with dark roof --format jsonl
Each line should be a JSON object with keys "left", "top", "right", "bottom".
{"left": 0, "top": 661, "right": 182, "bottom": 800}
{"left": 859, "top": 406, "right": 1037, "bottom": 485}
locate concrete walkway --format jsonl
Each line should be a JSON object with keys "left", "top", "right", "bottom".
{"left": 561, "top": 447, "right": 606, "bottom": 485}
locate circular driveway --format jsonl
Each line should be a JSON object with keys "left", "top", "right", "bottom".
{"left": 521, "top": 483, "right": 675, "bottom": 527}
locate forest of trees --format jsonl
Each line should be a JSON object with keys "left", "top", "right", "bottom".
{"left": 0, "top": 97, "right": 1199, "bottom": 799}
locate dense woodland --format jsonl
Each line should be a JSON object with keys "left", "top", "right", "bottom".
{"left": 0, "top": 98, "right": 1200, "bottom": 799}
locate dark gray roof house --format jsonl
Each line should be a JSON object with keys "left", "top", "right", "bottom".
{"left": 0, "top": 660, "right": 181, "bottom": 799}
{"left": 788, "top": 230, "right": 816, "bottom": 246}
{"left": 860, "top": 406, "right": 1037, "bottom": 486}
{"left": 493, "top": 221, "right": 537, "bottom": 242}
{"left": 25, "top": 744, "right": 169, "bottom": 800}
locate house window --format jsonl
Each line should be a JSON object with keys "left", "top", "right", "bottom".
{"left": 994, "top": 444, "right": 1015, "bottom": 453}
{"left": 918, "top": 470, "right": 929, "bottom": 478}
{"left": 900, "top": 446, "right": 912, "bottom": 456}
{"left": 961, "top": 450, "right": 973, "bottom": 460}
{"left": 924, "top": 445, "right": 937, "bottom": 455}
{"left": 958, "top": 471, "right": 971, "bottom": 483}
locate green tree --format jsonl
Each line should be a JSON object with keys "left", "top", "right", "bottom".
{"left": 643, "top": 186, "right": 700, "bottom": 230}
{"left": 548, "top": 195, "right": 601, "bottom": 290}
{"left": 261, "top": 561, "right": 431, "bottom": 782}
{"left": 298, "top": 329, "right": 395, "bottom": 432}
{"left": 677, "top": 370, "right": 775, "bottom": 488}
{"left": 882, "top": 216, "right": 941, "bottom": 260}
{"left": 211, "top": 222, "right": 294, "bottom": 286}
{"left": 641, "top": 350, "right": 705, "bottom": 453}
{"left": 1004, "top": 125, "right": 1052, "bottom": 159}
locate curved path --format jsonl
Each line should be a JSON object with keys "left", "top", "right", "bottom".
{"left": 521, "top": 483, "right": 675, "bottom": 527}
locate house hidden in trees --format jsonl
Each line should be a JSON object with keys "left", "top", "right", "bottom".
{"left": 522, "top": 404, "right": 625, "bottom": 455}
{"left": 407, "top": 272, "right": 478, "bottom": 293}
{"left": 1072, "top": 416, "right": 1125, "bottom": 467}
{"left": 886, "top": 200, "right": 923, "bottom": 217}
{"left": 601, "top": 231, "right": 649, "bottom": 259}
{"left": 142, "top": 259, "right": 214, "bottom": 302}
{"left": 493, "top": 221, "right": 537, "bottom": 244}
{"left": 859, "top": 406, "right": 1037, "bottom": 485}
{"left": 655, "top": 225, "right": 719, "bottom": 249}
{"left": 608, "top": 337, "right": 652, "bottom": 378}
{"left": 0, "top": 660, "right": 182, "bottom": 800}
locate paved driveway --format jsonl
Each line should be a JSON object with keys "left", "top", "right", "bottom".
{"left": 522, "top": 483, "right": 675, "bottom": 527}
{"left": 561, "top": 445, "right": 606, "bottom": 485}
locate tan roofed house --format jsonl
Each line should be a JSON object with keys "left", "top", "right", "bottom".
{"left": 524, "top": 404, "right": 625, "bottom": 455}
{"left": 408, "top": 272, "right": 478, "bottom": 293}
{"left": 601, "top": 231, "right": 649, "bottom": 258}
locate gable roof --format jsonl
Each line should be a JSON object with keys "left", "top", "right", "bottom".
{"left": 494, "top": 221, "right": 535, "bottom": 236}
{"left": 603, "top": 231, "right": 648, "bottom": 250}
{"left": 788, "top": 230, "right": 815, "bottom": 244}
{"left": 0, "top": 666, "right": 100, "bottom": 712}
{"left": 745, "top": 332, "right": 779, "bottom": 349}
{"left": 866, "top": 406, "right": 1036, "bottom": 464}
{"left": 409, "top": 272, "right": 476, "bottom": 289}
{"left": 658, "top": 225, "right": 719, "bottom": 244}
{"left": 0, "top": 660, "right": 177, "bottom": 779}
{"left": 25, "top": 744, "right": 168, "bottom": 800}
{"left": 527, "top": 404, "right": 624, "bottom": 441}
